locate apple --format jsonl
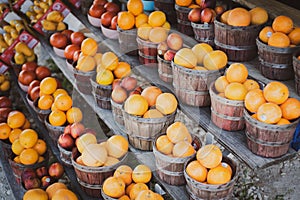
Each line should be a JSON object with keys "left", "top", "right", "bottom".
{"left": 36, "top": 166, "right": 48, "bottom": 178}
{"left": 64, "top": 124, "right": 72, "bottom": 134}
{"left": 48, "top": 162, "right": 64, "bottom": 180}
{"left": 164, "top": 50, "right": 176, "bottom": 61}
{"left": 120, "top": 76, "right": 137, "bottom": 92}
{"left": 157, "top": 41, "right": 168, "bottom": 56}
{"left": 41, "top": 176, "right": 53, "bottom": 189}
{"left": 0, "top": 96, "right": 12, "bottom": 108}
{"left": 70, "top": 122, "right": 85, "bottom": 139}
{"left": 111, "top": 85, "right": 128, "bottom": 104}
{"left": 24, "top": 177, "right": 41, "bottom": 190}
{"left": 129, "top": 86, "right": 143, "bottom": 96}
{"left": 188, "top": 8, "right": 201, "bottom": 23}
{"left": 29, "top": 86, "right": 40, "bottom": 102}
{"left": 27, "top": 80, "right": 40, "bottom": 96}
{"left": 0, "top": 107, "right": 12, "bottom": 123}
{"left": 58, "top": 133, "right": 75, "bottom": 150}
{"left": 215, "top": 5, "right": 225, "bottom": 15}
{"left": 198, "top": 0, "right": 216, "bottom": 9}
{"left": 201, "top": 8, "right": 214, "bottom": 23}
{"left": 167, "top": 33, "right": 183, "bottom": 51}
{"left": 112, "top": 79, "right": 121, "bottom": 90}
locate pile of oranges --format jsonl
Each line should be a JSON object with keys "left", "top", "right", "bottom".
{"left": 259, "top": 15, "right": 300, "bottom": 48}
{"left": 102, "top": 164, "right": 164, "bottom": 199}
{"left": 37, "top": 77, "right": 83, "bottom": 126}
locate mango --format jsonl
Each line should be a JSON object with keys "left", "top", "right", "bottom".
{"left": 39, "top": 2, "right": 49, "bottom": 10}
{"left": 33, "top": 5, "right": 44, "bottom": 14}
{"left": 3, "top": 33, "right": 11, "bottom": 44}
{"left": 41, "top": 19, "right": 57, "bottom": 31}
{"left": 9, "top": 20, "right": 22, "bottom": 27}
{"left": 15, "top": 42, "right": 34, "bottom": 57}
{"left": 3, "top": 25, "right": 14, "bottom": 33}
{"left": 10, "top": 30, "right": 19, "bottom": 39}
{"left": 26, "top": 53, "right": 36, "bottom": 62}
{"left": 56, "top": 22, "right": 67, "bottom": 31}
{"left": 36, "top": 13, "right": 44, "bottom": 20}
{"left": 14, "top": 52, "right": 26, "bottom": 65}
{"left": 15, "top": 23, "right": 25, "bottom": 33}
{"left": 46, "top": 11, "right": 64, "bottom": 23}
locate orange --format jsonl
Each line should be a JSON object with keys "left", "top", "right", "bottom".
{"left": 277, "top": 118, "right": 291, "bottom": 125}
{"left": 54, "top": 94, "right": 73, "bottom": 111}
{"left": 135, "top": 13, "right": 148, "bottom": 28}
{"left": 137, "top": 23, "right": 152, "bottom": 40}
{"left": 220, "top": 10, "right": 231, "bottom": 24}
{"left": 127, "top": 0, "right": 143, "bottom": 16}
{"left": 106, "top": 135, "right": 128, "bottom": 159}
{"left": 263, "top": 81, "right": 289, "bottom": 105}
{"left": 172, "top": 141, "right": 195, "bottom": 157}
{"left": 280, "top": 98, "right": 300, "bottom": 120}
{"left": 257, "top": 102, "right": 282, "bottom": 124}
{"left": 189, "top": 4, "right": 200, "bottom": 8}
{"left": 113, "top": 62, "right": 131, "bottom": 79}
{"left": 101, "top": 51, "right": 119, "bottom": 71}
{"left": 66, "top": 107, "right": 83, "bottom": 124}
{"left": 19, "top": 148, "right": 39, "bottom": 165}
{"left": 126, "top": 183, "right": 135, "bottom": 196}
{"left": 94, "top": 53, "right": 103, "bottom": 67}
{"left": 186, "top": 160, "right": 207, "bottom": 182}
{"left": 124, "top": 94, "right": 149, "bottom": 116}
{"left": 174, "top": 48, "right": 197, "bottom": 69}
{"left": 129, "top": 183, "right": 148, "bottom": 200}
{"left": 225, "top": 63, "right": 248, "bottom": 83}
{"left": 191, "top": 43, "right": 213, "bottom": 65}
{"left": 148, "top": 11, "right": 166, "bottom": 27}
{"left": 114, "top": 165, "right": 133, "bottom": 185}
{"left": 252, "top": 113, "right": 258, "bottom": 120}
{"left": 203, "top": 50, "right": 228, "bottom": 70}
{"left": 81, "top": 37, "right": 98, "bottom": 56}
{"left": 49, "top": 110, "right": 67, "bottom": 126}
{"left": 207, "top": 164, "right": 231, "bottom": 185}
{"left": 9, "top": 128, "right": 22, "bottom": 143}
{"left": 7, "top": 110, "right": 26, "bottom": 129}
{"left": 249, "top": 7, "right": 268, "bottom": 25}
{"left": 52, "top": 189, "right": 78, "bottom": 200}
{"left": 33, "top": 139, "right": 47, "bottom": 155}
{"left": 259, "top": 26, "right": 275, "bottom": 43}
{"left": 105, "top": 158, "right": 118, "bottom": 167}
{"left": 119, "top": 195, "right": 130, "bottom": 200}
{"left": 0, "top": 123, "right": 11, "bottom": 140}
{"left": 52, "top": 88, "right": 68, "bottom": 99}
{"left": 272, "top": 15, "right": 293, "bottom": 34}
{"left": 132, "top": 164, "right": 152, "bottom": 183}
{"left": 268, "top": 32, "right": 290, "bottom": 48}
{"left": 46, "top": 182, "right": 68, "bottom": 199}
{"left": 40, "top": 77, "right": 57, "bottom": 95}
{"left": 244, "top": 89, "right": 266, "bottom": 113}
{"left": 136, "top": 190, "right": 162, "bottom": 200}
{"left": 103, "top": 177, "right": 125, "bottom": 198}
{"left": 81, "top": 143, "right": 108, "bottom": 167}
{"left": 96, "top": 69, "right": 114, "bottom": 85}
{"left": 38, "top": 94, "right": 54, "bottom": 110}
{"left": 155, "top": 93, "right": 178, "bottom": 115}
{"left": 141, "top": 86, "right": 162, "bottom": 107}
{"left": 14, "top": 156, "right": 21, "bottom": 163}
{"left": 214, "top": 76, "right": 229, "bottom": 93}
{"left": 12, "top": 139, "right": 24, "bottom": 155}
{"left": 19, "top": 128, "right": 38, "bottom": 148}
{"left": 23, "top": 188, "right": 48, "bottom": 200}
{"left": 162, "top": 21, "right": 171, "bottom": 30}
{"left": 148, "top": 27, "right": 168, "bottom": 43}
{"left": 76, "top": 133, "right": 97, "bottom": 153}
{"left": 219, "top": 162, "right": 232, "bottom": 175}
{"left": 143, "top": 109, "right": 164, "bottom": 118}
{"left": 21, "top": 119, "right": 31, "bottom": 130}
{"left": 243, "top": 79, "right": 260, "bottom": 91}
{"left": 117, "top": 11, "right": 135, "bottom": 30}
{"left": 196, "top": 144, "right": 222, "bottom": 169}
{"left": 288, "top": 27, "right": 300, "bottom": 45}
{"left": 38, "top": 156, "right": 45, "bottom": 163}
{"left": 227, "top": 7, "right": 251, "bottom": 27}
{"left": 175, "top": 0, "right": 192, "bottom": 7}
{"left": 224, "top": 82, "right": 247, "bottom": 101}
{"left": 76, "top": 55, "right": 96, "bottom": 72}
{"left": 166, "top": 121, "right": 192, "bottom": 144}
{"left": 156, "top": 135, "right": 174, "bottom": 155}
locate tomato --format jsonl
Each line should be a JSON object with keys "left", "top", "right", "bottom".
{"left": 101, "top": 11, "right": 116, "bottom": 27}
{"left": 49, "top": 32, "right": 68, "bottom": 49}
{"left": 64, "top": 44, "right": 81, "bottom": 60}
{"left": 89, "top": 4, "right": 105, "bottom": 18}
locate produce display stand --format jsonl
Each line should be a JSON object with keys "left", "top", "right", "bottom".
{"left": 1, "top": 0, "right": 300, "bottom": 199}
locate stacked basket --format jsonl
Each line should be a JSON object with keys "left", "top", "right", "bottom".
{"left": 293, "top": 52, "right": 300, "bottom": 95}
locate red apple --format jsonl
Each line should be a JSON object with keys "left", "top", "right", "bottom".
{"left": 112, "top": 79, "right": 121, "bottom": 90}
{"left": 198, "top": 0, "right": 216, "bottom": 9}
{"left": 167, "top": 33, "right": 183, "bottom": 51}
{"left": 36, "top": 166, "right": 48, "bottom": 178}
{"left": 70, "top": 122, "right": 85, "bottom": 139}
{"left": 0, "top": 107, "right": 12, "bottom": 123}
{"left": 111, "top": 85, "right": 128, "bottom": 104}
{"left": 164, "top": 50, "right": 176, "bottom": 61}
{"left": 58, "top": 133, "right": 75, "bottom": 150}
{"left": 120, "top": 76, "right": 137, "bottom": 92}
{"left": 48, "top": 162, "right": 64, "bottom": 180}
{"left": 21, "top": 168, "right": 37, "bottom": 183}
{"left": 129, "top": 86, "right": 143, "bottom": 96}
{"left": 110, "top": 15, "right": 118, "bottom": 30}
{"left": 64, "top": 124, "right": 72, "bottom": 134}
{"left": 201, "top": 8, "right": 214, "bottom": 23}
{"left": 215, "top": 5, "right": 225, "bottom": 15}
{"left": 29, "top": 86, "right": 40, "bottom": 102}
{"left": 188, "top": 8, "right": 201, "bottom": 23}
{"left": 24, "top": 177, "right": 41, "bottom": 190}
{"left": 41, "top": 176, "right": 53, "bottom": 189}
{"left": 89, "top": 4, "right": 105, "bottom": 18}
{"left": 22, "top": 61, "right": 38, "bottom": 72}
{"left": 27, "top": 80, "right": 40, "bottom": 96}
{"left": 0, "top": 96, "right": 12, "bottom": 108}
{"left": 157, "top": 41, "right": 168, "bottom": 56}
{"left": 70, "top": 32, "right": 85, "bottom": 46}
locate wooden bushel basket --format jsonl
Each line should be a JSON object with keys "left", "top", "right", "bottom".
{"left": 184, "top": 156, "right": 239, "bottom": 200}
{"left": 110, "top": 99, "right": 125, "bottom": 128}
{"left": 117, "top": 26, "right": 138, "bottom": 56}
{"left": 90, "top": 74, "right": 112, "bottom": 110}
{"left": 191, "top": 22, "right": 214, "bottom": 46}
{"left": 153, "top": 134, "right": 201, "bottom": 186}
{"left": 257, "top": 38, "right": 299, "bottom": 80}
{"left": 137, "top": 37, "right": 158, "bottom": 65}
{"left": 123, "top": 109, "right": 176, "bottom": 151}
{"left": 0, "top": 140, "right": 13, "bottom": 160}
{"left": 32, "top": 98, "right": 51, "bottom": 123}
{"left": 209, "top": 82, "right": 245, "bottom": 131}
{"left": 172, "top": 61, "right": 223, "bottom": 107}
{"left": 154, "top": 0, "right": 177, "bottom": 25}
{"left": 157, "top": 55, "right": 173, "bottom": 83}
{"left": 293, "top": 51, "right": 300, "bottom": 95}
{"left": 72, "top": 148, "right": 127, "bottom": 197}
{"left": 214, "top": 19, "right": 263, "bottom": 62}
{"left": 175, "top": 4, "right": 193, "bottom": 36}
{"left": 57, "top": 143, "right": 72, "bottom": 167}
{"left": 44, "top": 116, "right": 65, "bottom": 143}
{"left": 244, "top": 109, "right": 299, "bottom": 158}
{"left": 73, "top": 68, "right": 96, "bottom": 94}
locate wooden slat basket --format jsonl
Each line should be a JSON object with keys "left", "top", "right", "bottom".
{"left": 123, "top": 108, "right": 176, "bottom": 151}
{"left": 174, "top": 4, "right": 193, "bottom": 36}
{"left": 110, "top": 99, "right": 126, "bottom": 131}
{"left": 157, "top": 55, "right": 173, "bottom": 83}
{"left": 32, "top": 98, "right": 51, "bottom": 123}
{"left": 172, "top": 61, "right": 224, "bottom": 107}
{"left": 209, "top": 82, "right": 245, "bottom": 131}
{"left": 191, "top": 22, "right": 214, "bottom": 46}
{"left": 73, "top": 68, "right": 96, "bottom": 94}
{"left": 90, "top": 74, "right": 112, "bottom": 110}
{"left": 117, "top": 26, "right": 138, "bottom": 56}
{"left": 184, "top": 155, "right": 239, "bottom": 200}
{"left": 244, "top": 109, "right": 299, "bottom": 158}
{"left": 292, "top": 51, "right": 300, "bottom": 96}
{"left": 214, "top": 19, "right": 263, "bottom": 62}
{"left": 154, "top": 0, "right": 177, "bottom": 25}
{"left": 0, "top": 139, "right": 13, "bottom": 160}
{"left": 44, "top": 116, "right": 66, "bottom": 143}
{"left": 257, "top": 38, "right": 299, "bottom": 81}
{"left": 71, "top": 147, "right": 127, "bottom": 197}
{"left": 153, "top": 134, "right": 201, "bottom": 186}
{"left": 57, "top": 143, "right": 72, "bottom": 167}
{"left": 137, "top": 37, "right": 159, "bottom": 66}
